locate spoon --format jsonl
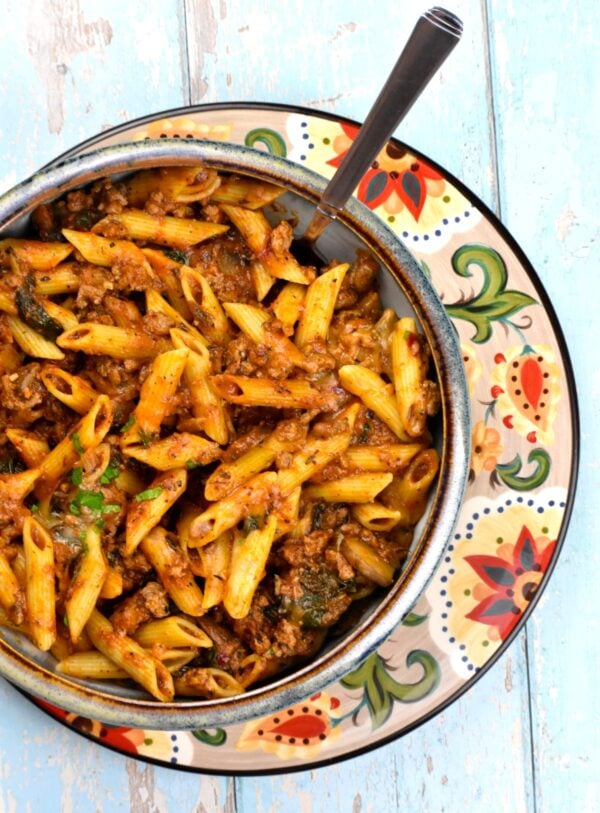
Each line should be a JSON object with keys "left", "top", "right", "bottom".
{"left": 298, "top": 7, "right": 463, "bottom": 257}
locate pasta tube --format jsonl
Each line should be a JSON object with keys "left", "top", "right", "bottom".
{"left": 223, "top": 514, "right": 278, "bottom": 619}
{"left": 295, "top": 263, "right": 349, "bottom": 347}
{"left": 125, "top": 468, "right": 187, "bottom": 555}
{"left": 64, "top": 525, "right": 108, "bottom": 643}
{"left": 303, "top": 472, "right": 393, "bottom": 503}
{"left": 23, "top": 516, "right": 56, "bottom": 651}
{"left": 124, "top": 432, "right": 220, "bottom": 471}
{"left": 85, "top": 609, "right": 174, "bottom": 701}
{"left": 338, "top": 365, "right": 410, "bottom": 441}
{"left": 57, "top": 322, "right": 165, "bottom": 360}
{"left": 120, "top": 348, "right": 189, "bottom": 446}
{"left": 139, "top": 527, "right": 204, "bottom": 616}
{"left": 93, "top": 209, "right": 228, "bottom": 249}
{"left": 134, "top": 615, "right": 212, "bottom": 649}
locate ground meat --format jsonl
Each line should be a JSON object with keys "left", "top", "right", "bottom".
{"left": 280, "top": 530, "right": 332, "bottom": 567}
{"left": 189, "top": 233, "right": 255, "bottom": 304}
{"left": 351, "top": 405, "right": 399, "bottom": 446}
{"left": 335, "top": 250, "right": 380, "bottom": 310}
{"left": 75, "top": 264, "right": 116, "bottom": 308}
{"left": 109, "top": 547, "right": 154, "bottom": 594}
{"left": 197, "top": 616, "right": 250, "bottom": 677}
{"left": 110, "top": 581, "right": 169, "bottom": 635}
{"left": 1, "top": 362, "right": 73, "bottom": 430}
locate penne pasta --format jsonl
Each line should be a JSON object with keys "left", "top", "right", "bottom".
{"left": 35, "top": 395, "right": 113, "bottom": 499}
{"left": 85, "top": 609, "right": 174, "bottom": 701}
{"left": 34, "top": 263, "right": 80, "bottom": 295}
{"left": 173, "top": 667, "right": 244, "bottom": 698}
{"left": 139, "top": 526, "right": 204, "bottom": 616}
{"left": 6, "top": 315, "right": 65, "bottom": 360}
{"left": 0, "top": 238, "right": 73, "bottom": 271}
{"left": 189, "top": 471, "right": 278, "bottom": 547}
{"left": 64, "top": 525, "right": 108, "bottom": 643}
{"left": 343, "top": 443, "right": 424, "bottom": 473}
{"left": 341, "top": 536, "right": 395, "bottom": 587}
{"left": 57, "top": 322, "right": 165, "bottom": 360}
{"left": 170, "top": 328, "right": 230, "bottom": 445}
{"left": 271, "top": 282, "right": 305, "bottom": 334}
{"left": 56, "top": 647, "right": 198, "bottom": 680}
{"left": 210, "top": 175, "right": 285, "bottom": 209}
{"left": 223, "top": 514, "right": 278, "bottom": 619}
{"left": 222, "top": 302, "right": 307, "bottom": 368}
{"left": 125, "top": 166, "right": 221, "bottom": 206}
{"left": 295, "top": 263, "right": 349, "bottom": 347}
{"left": 62, "top": 228, "right": 153, "bottom": 272}
{"left": 219, "top": 204, "right": 315, "bottom": 284}
{"left": 93, "top": 209, "right": 228, "bottom": 249}
{"left": 303, "top": 472, "right": 393, "bottom": 503}
{"left": 22, "top": 516, "right": 56, "bottom": 651}
{"left": 250, "top": 260, "right": 276, "bottom": 301}
{"left": 125, "top": 468, "right": 187, "bottom": 555}
{"left": 124, "top": 432, "right": 220, "bottom": 471}
{"left": 180, "top": 266, "right": 231, "bottom": 343}
{"left": 0, "top": 550, "right": 24, "bottom": 625}
{"left": 40, "top": 366, "right": 99, "bottom": 415}
{"left": 134, "top": 615, "right": 212, "bottom": 649}
{"left": 211, "top": 374, "right": 333, "bottom": 409}
{"left": 391, "top": 317, "right": 428, "bottom": 437}
{"left": 120, "top": 348, "right": 189, "bottom": 446}
{"left": 351, "top": 502, "right": 405, "bottom": 532}
{"left": 5, "top": 428, "right": 49, "bottom": 468}
{"left": 338, "top": 365, "right": 410, "bottom": 441}
{"left": 198, "top": 534, "right": 232, "bottom": 609}
{"left": 142, "top": 248, "right": 192, "bottom": 318}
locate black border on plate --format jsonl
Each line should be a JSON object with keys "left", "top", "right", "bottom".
{"left": 20, "top": 101, "right": 579, "bottom": 777}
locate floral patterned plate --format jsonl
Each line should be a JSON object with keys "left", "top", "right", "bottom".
{"left": 27, "top": 103, "right": 578, "bottom": 774}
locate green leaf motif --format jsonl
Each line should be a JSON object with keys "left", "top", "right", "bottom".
{"left": 402, "top": 612, "right": 428, "bottom": 627}
{"left": 191, "top": 728, "right": 227, "bottom": 746}
{"left": 244, "top": 128, "right": 287, "bottom": 157}
{"left": 495, "top": 448, "right": 551, "bottom": 491}
{"left": 445, "top": 244, "right": 537, "bottom": 343}
{"left": 341, "top": 650, "right": 440, "bottom": 730}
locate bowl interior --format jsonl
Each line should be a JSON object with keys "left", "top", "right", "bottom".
{"left": 0, "top": 140, "right": 470, "bottom": 728}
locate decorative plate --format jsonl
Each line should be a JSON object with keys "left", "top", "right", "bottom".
{"left": 27, "top": 103, "right": 578, "bottom": 775}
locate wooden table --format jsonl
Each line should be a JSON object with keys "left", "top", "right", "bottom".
{"left": 0, "top": 2, "right": 596, "bottom": 810}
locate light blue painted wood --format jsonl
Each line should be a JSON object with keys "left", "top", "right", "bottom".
{"left": 0, "top": 1, "right": 595, "bottom": 810}
{"left": 487, "top": 1, "right": 600, "bottom": 811}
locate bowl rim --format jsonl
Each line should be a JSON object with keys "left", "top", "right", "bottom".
{"left": 0, "top": 139, "right": 471, "bottom": 729}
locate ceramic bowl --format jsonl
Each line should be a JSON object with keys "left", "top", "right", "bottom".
{"left": 0, "top": 139, "right": 470, "bottom": 729}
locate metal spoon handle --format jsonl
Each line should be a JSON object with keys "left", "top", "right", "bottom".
{"left": 303, "top": 7, "right": 463, "bottom": 242}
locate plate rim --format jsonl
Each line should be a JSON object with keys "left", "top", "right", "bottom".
{"left": 21, "top": 100, "right": 580, "bottom": 775}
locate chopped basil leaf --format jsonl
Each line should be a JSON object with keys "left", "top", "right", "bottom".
{"left": 63, "top": 614, "right": 69, "bottom": 627}
{"left": 99, "top": 463, "right": 120, "bottom": 484}
{"left": 30, "top": 503, "right": 39, "bottom": 514}
{"left": 80, "top": 541, "right": 89, "bottom": 555}
{"left": 120, "top": 415, "right": 135, "bottom": 433}
{"left": 134, "top": 486, "right": 163, "bottom": 502}
{"left": 69, "top": 489, "right": 121, "bottom": 517}
{"left": 72, "top": 432, "right": 84, "bottom": 455}
{"left": 71, "top": 467, "right": 83, "bottom": 486}
{"left": 163, "top": 248, "right": 188, "bottom": 264}
{"left": 185, "top": 459, "right": 200, "bottom": 470}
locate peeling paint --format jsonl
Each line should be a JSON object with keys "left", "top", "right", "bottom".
{"left": 26, "top": 0, "right": 113, "bottom": 134}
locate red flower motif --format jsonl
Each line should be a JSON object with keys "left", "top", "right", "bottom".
{"left": 327, "top": 122, "right": 442, "bottom": 220}
{"left": 465, "top": 525, "right": 556, "bottom": 640}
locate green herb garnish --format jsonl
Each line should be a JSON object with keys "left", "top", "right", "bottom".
{"left": 134, "top": 486, "right": 163, "bottom": 502}
{"left": 120, "top": 415, "right": 135, "bottom": 433}
{"left": 185, "top": 459, "right": 200, "bottom": 470}
{"left": 99, "top": 462, "right": 120, "bottom": 484}
{"left": 69, "top": 489, "right": 121, "bottom": 517}
{"left": 71, "top": 467, "right": 83, "bottom": 486}
{"left": 243, "top": 515, "right": 260, "bottom": 536}
{"left": 163, "top": 248, "right": 188, "bottom": 265}
{"left": 138, "top": 428, "right": 152, "bottom": 448}
{"left": 72, "top": 432, "right": 84, "bottom": 455}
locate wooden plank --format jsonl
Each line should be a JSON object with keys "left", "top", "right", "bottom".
{"left": 235, "top": 646, "right": 534, "bottom": 812}
{"left": 184, "top": 0, "right": 500, "bottom": 209}
{"left": 0, "top": 0, "right": 190, "bottom": 192}
{"left": 487, "top": 1, "right": 600, "bottom": 810}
